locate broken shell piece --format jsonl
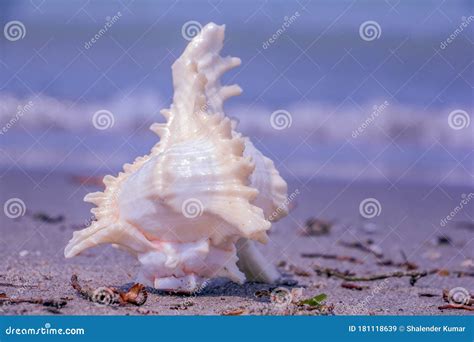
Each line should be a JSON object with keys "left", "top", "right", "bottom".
{"left": 64, "top": 23, "right": 288, "bottom": 293}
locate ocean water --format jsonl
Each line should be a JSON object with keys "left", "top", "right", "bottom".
{"left": 0, "top": 0, "right": 472, "bottom": 185}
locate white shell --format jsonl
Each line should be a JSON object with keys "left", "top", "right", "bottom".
{"left": 65, "top": 23, "right": 288, "bottom": 292}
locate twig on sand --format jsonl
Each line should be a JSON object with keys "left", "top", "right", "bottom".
{"left": 289, "top": 264, "right": 312, "bottom": 277}
{"left": 451, "top": 270, "right": 474, "bottom": 277}
{"left": 0, "top": 282, "right": 38, "bottom": 288}
{"left": 339, "top": 239, "right": 383, "bottom": 258}
{"left": 71, "top": 274, "right": 147, "bottom": 306}
{"left": 418, "top": 293, "right": 440, "bottom": 298}
{"left": 376, "top": 252, "right": 419, "bottom": 270}
{"left": 301, "top": 253, "right": 364, "bottom": 264}
{"left": 314, "top": 266, "right": 433, "bottom": 286}
{"left": 376, "top": 259, "right": 418, "bottom": 270}
{"left": 341, "top": 282, "right": 369, "bottom": 291}
{"left": 438, "top": 304, "right": 474, "bottom": 311}
{"left": 0, "top": 293, "right": 66, "bottom": 309}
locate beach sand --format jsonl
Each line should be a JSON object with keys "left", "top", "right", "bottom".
{"left": 0, "top": 170, "right": 472, "bottom": 315}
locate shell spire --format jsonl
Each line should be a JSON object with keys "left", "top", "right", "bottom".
{"left": 64, "top": 23, "right": 289, "bottom": 292}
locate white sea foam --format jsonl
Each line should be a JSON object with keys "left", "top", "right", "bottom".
{"left": 0, "top": 93, "right": 471, "bottom": 185}
{"left": 0, "top": 93, "right": 471, "bottom": 149}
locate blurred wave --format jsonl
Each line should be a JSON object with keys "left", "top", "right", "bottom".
{"left": 0, "top": 92, "right": 471, "bottom": 185}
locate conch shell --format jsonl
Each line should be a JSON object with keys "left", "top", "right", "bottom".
{"left": 65, "top": 23, "right": 288, "bottom": 292}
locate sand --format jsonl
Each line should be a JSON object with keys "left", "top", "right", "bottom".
{"left": 0, "top": 170, "right": 472, "bottom": 315}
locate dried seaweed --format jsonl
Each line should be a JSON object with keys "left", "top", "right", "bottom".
{"left": 339, "top": 239, "right": 383, "bottom": 258}
{"left": 314, "top": 266, "right": 433, "bottom": 286}
{"left": 376, "top": 259, "right": 418, "bottom": 270}
{"left": 0, "top": 295, "right": 67, "bottom": 309}
{"left": 289, "top": 265, "right": 312, "bottom": 277}
{"left": 301, "top": 253, "right": 363, "bottom": 264}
